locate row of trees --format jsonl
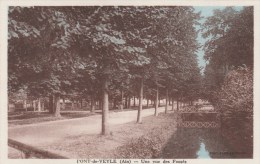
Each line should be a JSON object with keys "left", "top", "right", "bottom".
{"left": 8, "top": 6, "right": 202, "bottom": 135}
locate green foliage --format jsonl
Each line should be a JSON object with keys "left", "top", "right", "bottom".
{"left": 8, "top": 6, "right": 78, "bottom": 97}
{"left": 65, "top": 6, "right": 202, "bottom": 102}
{"left": 217, "top": 66, "right": 253, "bottom": 154}
{"left": 201, "top": 7, "right": 253, "bottom": 152}
{"left": 202, "top": 7, "right": 253, "bottom": 67}
{"left": 8, "top": 6, "right": 202, "bottom": 109}
{"left": 218, "top": 67, "right": 253, "bottom": 112}
{"left": 202, "top": 6, "right": 253, "bottom": 103}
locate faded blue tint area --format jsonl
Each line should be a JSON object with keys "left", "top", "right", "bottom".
{"left": 193, "top": 6, "right": 243, "bottom": 72}
{"left": 197, "top": 141, "right": 211, "bottom": 159}
{"left": 194, "top": 6, "right": 226, "bottom": 17}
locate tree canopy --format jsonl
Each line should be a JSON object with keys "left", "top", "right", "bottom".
{"left": 8, "top": 6, "right": 202, "bottom": 134}
{"left": 201, "top": 6, "right": 253, "bottom": 103}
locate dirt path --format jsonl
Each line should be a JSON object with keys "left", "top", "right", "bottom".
{"left": 8, "top": 107, "right": 165, "bottom": 147}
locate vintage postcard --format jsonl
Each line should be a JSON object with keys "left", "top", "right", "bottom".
{"left": 0, "top": 0, "right": 259, "bottom": 164}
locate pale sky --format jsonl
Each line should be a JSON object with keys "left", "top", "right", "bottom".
{"left": 193, "top": 6, "right": 243, "bottom": 71}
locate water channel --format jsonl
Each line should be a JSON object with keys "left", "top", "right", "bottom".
{"left": 161, "top": 112, "right": 253, "bottom": 159}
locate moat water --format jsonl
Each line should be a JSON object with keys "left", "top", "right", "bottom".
{"left": 161, "top": 127, "right": 252, "bottom": 159}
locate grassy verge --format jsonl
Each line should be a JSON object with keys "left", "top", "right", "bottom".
{"left": 8, "top": 111, "right": 98, "bottom": 127}
{"left": 115, "top": 114, "right": 176, "bottom": 158}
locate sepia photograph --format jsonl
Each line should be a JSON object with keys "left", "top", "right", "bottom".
{"left": 1, "top": 1, "right": 257, "bottom": 162}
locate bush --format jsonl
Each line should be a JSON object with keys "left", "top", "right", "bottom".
{"left": 218, "top": 67, "right": 253, "bottom": 112}
{"left": 216, "top": 66, "right": 253, "bottom": 157}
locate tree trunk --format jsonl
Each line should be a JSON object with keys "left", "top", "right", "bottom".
{"left": 146, "top": 98, "right": 149, "bottom": 107}
{"left": 54, "top": 95, "right": 61, "bottom": 117}
{"left": 90, "top": 96, "right": 95, "bottom": 112}
{"left": 71, "top": 100, "right": 75, "bottom": 110}
{"left": 154, "top": 86, "right": 159, "bottom": 116}
{"left": 133, "top": 96, "right": 136, "bottom": 107}
{"left": 121, "top": 90, "right": 124, "bottom": 110}
{"left": 61, "top": 98, "right": 65, "bottom": 110}
{"left": 49, "top": 95, "right": 54, "bottom": 113}
{"left": 24, "top": 100, "right": 27, "bottom": 112}
{"left": 125, "top": 95, "right": 128, "bottom": 109}
{"left": 37, "top": 98, "right": 41, "bottom": 111}
{"left": 137, "top": 78, "right": 143, "bottom": 123}
{"left": 128, "top": 96, "right": 131, "bottom": 108}
{"left": 113, "top": 99, "right": 117, "bottom": 109}
{"left": 42, "top": 102, "right": 45, "bottom": 111}
{"left": 177, "top": 99, "right": 179, "bottom": 111}
{"left": 172, "top": 98, "right": 174, "bottom": 111}
{"left": 80, "top": 99, "right": 83, "bottom": 109}
{"left": 159, "top": 97, "right": 161, "bottom": 107}
{"left": 102, "top": 79, "right": 109, "bottom": 135}
{"left": 165, "top": 89, "right": 169, "bottom": 114}
{"left": 33, "top": 100, "right": 36, "bottom": 111}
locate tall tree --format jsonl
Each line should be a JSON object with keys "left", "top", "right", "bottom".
{"left": 202, "top": 7, "right": 253, "bottom": 103}
{"left": 8, "top": 7, "right": 76, "bottom": 116}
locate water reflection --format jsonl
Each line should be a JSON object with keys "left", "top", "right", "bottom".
{"left": 161, "top": 127, "right": 252, "bottom": 159}
{"left": 197, "top": 141, "right": 210, "bottom": 159}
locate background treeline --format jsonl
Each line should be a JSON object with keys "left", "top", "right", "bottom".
{"left": 202, "top": 7, "right": 253, "bottom": 157}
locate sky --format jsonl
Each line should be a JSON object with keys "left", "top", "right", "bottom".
{"left": 193, "top": 6, "right": 243, "bottom": 72}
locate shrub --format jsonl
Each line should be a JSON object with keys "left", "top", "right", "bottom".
{"left": 218, "top": 67, "right": 253, "bottom": 112}
{"left": 216, "top": 66, "right": 253, "bottom": 157}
